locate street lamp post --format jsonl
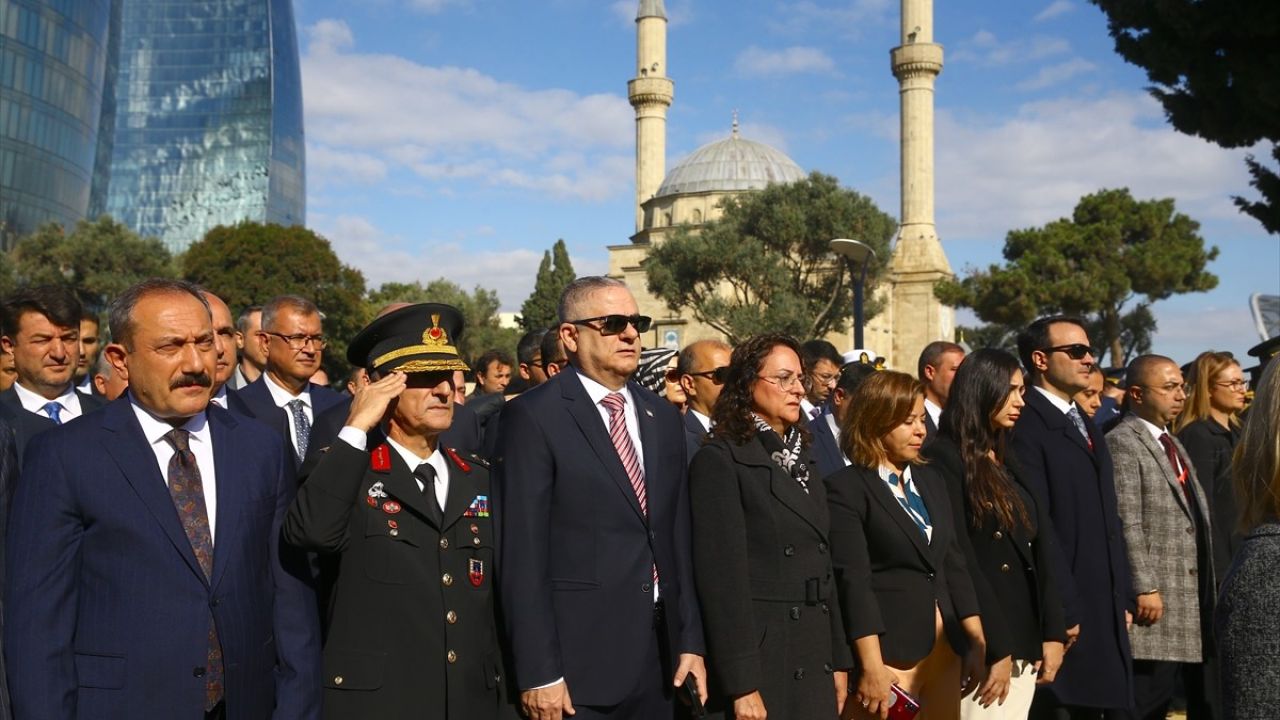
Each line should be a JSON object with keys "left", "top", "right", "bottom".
{"left": 829, "top": 238, "right": 877, "bottom": 350}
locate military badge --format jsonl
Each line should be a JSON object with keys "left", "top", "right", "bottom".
{"left": 368, "top": 481, "right": 387, "bottom": 500}
{"left": 462, "top": 495, "right": 490, "bottom": 518}
{"left": 446, "top": 447, "right": 471, "bottom": 472}
{"left": 469, "top": 558, "right": 484, "bottom": 587}
{"left": 382, "top": 501, "right": 402, "bottom": 515}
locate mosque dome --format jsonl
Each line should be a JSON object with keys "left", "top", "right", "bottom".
{"left": 654, "top": 121, "right": 806, "bottom": 198}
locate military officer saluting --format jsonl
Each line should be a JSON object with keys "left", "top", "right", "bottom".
{"left": 284, "top": 303, "right": 515, "bottom": 719}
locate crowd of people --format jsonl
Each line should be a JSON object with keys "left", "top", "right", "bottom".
{"left": 0, "top": 276, "right": 1276, "bottom": 720}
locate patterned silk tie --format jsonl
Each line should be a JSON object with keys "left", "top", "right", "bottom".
{"left": 42, "top": 401, "right": 63, "bottom": 425}
{"left": 1067, "top": 406, "right": 1093, "bottom": 450}
{"left": 286, "top": 398, "right": 310, "bottom": 460}
{"left": 164, "top": 429, "right": 223, "bottom": 710}
{"left": 601, "top": 392, "right": 658, "bottom": 585}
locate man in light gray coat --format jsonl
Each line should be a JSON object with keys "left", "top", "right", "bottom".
{"left": 1108, "top": 354, "right": 1215, "bottom": 720}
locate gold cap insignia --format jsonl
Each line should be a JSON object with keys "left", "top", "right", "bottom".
{"left": 422, "top": 314, "right": 449, "bottom": 347}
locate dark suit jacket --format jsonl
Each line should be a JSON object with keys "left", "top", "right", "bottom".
{"left": 0, "top": 386, "right": 106, "bottom": 467}
{"left": 0, "top": 416, "right": 17, "bottom": 720}
{"left": 924, "top": 437, "right": 1067, "bottom": 663}
{"left": 286, "top": 441, "right": 516, "bottom": 719}
{"left": 3, "top": 398, "right": 321, "bottom": 719}
{"left": 493, "top": 368, "right": 705, "bottom": 705}
{"left": 689, "top": 434, "right": 850, "bottom": 718}
{"left": 1010, "top": 388, "right": 1133, "bottom": 709}
{"left": 682, "top": 410, "right": 708, "bottom": 464}
{"left": 825, "top": 462, "right": 980, "bottom": 667}
{"left": 1177, "top": 418, "right": 1241, "bottom": 587}
{"left": 923, "top": 411, "right": 938, "bottom": 446}
{"left": 232, "top": 376, "right": 346, "bottom": 467}
{"left": 808, "top": 410, "right": 846, "bottom": 481}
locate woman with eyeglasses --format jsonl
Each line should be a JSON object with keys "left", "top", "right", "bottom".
{"left": 1174, "top": 351, "right": 1247, "bottom": 584}
{"left": 689, "top": 333, "right": 851, "bottom": 720}
{"left": 826, "top": 371, "right": 988, "bottom": 720}
{"left": 924, "top": 349, "right": 1067, "bottom": 719}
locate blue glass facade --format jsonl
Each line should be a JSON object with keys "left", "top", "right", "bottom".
{"left": 0, "top": 0, "right": 113, "bottom": 248}
{"left": 89, "top": 0, "right": 306, "bottom": 252}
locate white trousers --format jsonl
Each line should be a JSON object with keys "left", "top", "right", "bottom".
{"left": 959, "top": 659, "right": 1037, "bottom": 720}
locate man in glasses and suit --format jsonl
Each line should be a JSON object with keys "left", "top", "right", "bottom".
{"left": 676, "top": 339, "right": 731, "bottom": 463}
{"left": 1012, "top": 315, "right": 1135, "bottom": 719}
{"left": 495, "top": 276, "right": 707, "bottom": 720}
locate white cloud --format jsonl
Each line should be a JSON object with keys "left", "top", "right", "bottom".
{"left": 734, "top": 46, "right": 837, "bottom": 76}
{"left": 307, "top": 145, "right": 388, "bottom": 185}
{"left": 301, "top": 20, "right": 635, "bottom": 202}
{"left": 951, "top": 30, "right": 1071, "bottom": 66}
{"left": 1034, "top": 0, "right": 1075, "bottom": 22}
{"left": 692, "top": 121, "right": 791, "bottom": 154}
{"left": 769, "top": 0, "right": 894, "bottom": 38}
{"left": 1016, "top": 57, "right": 1098, "bottom": 91}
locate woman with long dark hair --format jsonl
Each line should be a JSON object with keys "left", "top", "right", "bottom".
{"left": 926, "top": 349, "right": 1067, "bottom": 719}
{"left": 689, "top": 333, "right": 851, "bottom": 720}
{"left": 826, "top": 371, "right": 988, "bottom": 720}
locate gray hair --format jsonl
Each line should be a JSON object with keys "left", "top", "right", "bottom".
{"left": 95, "top": 350, "right": 114, "bottom": 379}
{"left": 261, "top": 295, "right": 320, "bottom": 332}
{"left": 557, "top": 276, "right": 627, "bottom": 324}
{"left": 108, "top": 279, "right": 210, "bottom": 350}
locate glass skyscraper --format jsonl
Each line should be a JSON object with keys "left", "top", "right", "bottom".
{"left": 0, "top": 0, "right": 114, "bottom": 249}
{"left": 1, "top": 0, "right": 304, "bottom": 252}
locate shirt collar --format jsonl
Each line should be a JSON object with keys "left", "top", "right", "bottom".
{"left": 878, "top": 464, "right": 913, "bottom": 484}
{"left": 1135, "top": 415, "right": 1169, "bottom": 441}
{"left": 264, "top": 373, "right": 310, "bottom": 409}
{"left": 12, "top": 380, "right": 79, "bottom": 414}
{"left": 128, "top": 395, "right": 210, "bottom": 447}
{"left": 1033, "top": 384, "right": 1076, "bottom": 415}
{"left": 690, "top": 408, "right": 712, "bottom": 432}
{"left": 386, "top": 436, "right": 445, "bottom": 475}
{"left": 210, "top": 386, "right": 229, "bottom": 409}
{"left": 923, "top": 397, "right": 943, "bottom": 426}
{"left": 577, "top": 370, "right": 633, "bottom": 408}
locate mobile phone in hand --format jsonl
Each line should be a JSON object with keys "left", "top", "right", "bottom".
{"left": 681, "top": 675, "right": 706, "bottom": 718}
{"left": 886, "top": 683, "right": 921, "bottom": 720}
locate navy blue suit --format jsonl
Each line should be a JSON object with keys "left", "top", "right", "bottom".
{"left": 0, "top": 415, "right": 18, "bottom": 720}
{"left": 807, "top": 410, "right": 846, "bottom": 481}
{"left": 232, "top": 376, "right": 346, "bottom": 468}
{"left": 1011, "top": 388, "right": 1134, "bottom": 711}
{"left": 0, "top": 387, "right": 106, "bottom": 468}
{"left": 493, "top": 368, "right": 705, "bottom": 706}
{"left": 3, "top": 398, "right": 322, "bottom": 719}
{"left": 682, "top": 409, "right": 708, "bottom": 464}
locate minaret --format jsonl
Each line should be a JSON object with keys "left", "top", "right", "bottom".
{"left": 888, "top": 0, "right": 954, "bottom": 367}
{"left": 628, "top": 0, "right": 674, "bottom": 234}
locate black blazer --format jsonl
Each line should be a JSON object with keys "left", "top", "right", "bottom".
{"left": 682, "top": 409, "right": 708, "bottom": 464}
{"left": 0, "top": 415, "right": 17, "bottom": 720}
{"left": 232, "top": 376, "right": 346, "bottom": 467}
{"left": 807, "top": 410, "right": 846, "bottom": 481}
{"left": 492, "top": 368, "right": 704, "bottom": 706}
{"left": 689, "top": 434, "right": 851, "bottom": 718}
{"left": 924, "top": 437, "right": 1067, "bottom": 663}
{"left": 1010, "top": 389, "right": 1133, "bottom": 709}
{"left": 825, "top": 462, "right": 980, "bottom": 667}
{"left": 0, "top": 386, "right": 106, "bottom": 467}
{"left": 1177, "top": 418, "right": 1241, "bottom": 586}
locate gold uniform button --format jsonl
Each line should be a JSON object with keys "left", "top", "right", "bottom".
{"left": 473, "top": 537, "right": 481, "bottom": 546}
{"left": 447, "top": 650, "right": 457, "bottom": 664}
{"left": 993, "top": 531, "right": 1003, "bottom": 540}
{"left": 446, "top": 610, "right": 458, "bottom": 624}
{"left": 389, "top": 529, "right": 399, "bottom": 537}
{"left": 440, "top": 537, "right": 450, "bottom": 549}
{"left": 1000, "top": 563, "right": 1011, "bottom": 573}
{"left": 442, "top": 573, "right": 454, "bottom": 586}
{"left": 334, "top": 676, "right": 344, "bottom": 685}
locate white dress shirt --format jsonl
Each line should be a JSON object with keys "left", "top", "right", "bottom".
{"left": 924, "top": 397, "right": 943, "bottom": 430}
{"left": 825, "top": 412, "right": 851, "bottom": 466}
{"left": 131, "top": 400, "right": 219, "bottom": 544}
{"left": 263, "top": 374, "right": 312, "bottom": 456}
{"left": 577, "top": 373, "right": 646, "bottom": 464}
{"left": 1033, "top": 384, "right": 1076, "bottom": 415}
{"left": 690, "top": 408, "right": 712, "bottom": 433}
{"left": 209, "top": 386, "right": 229, "bottom": 410}
{"left": 878, "top": 464, "right": 933, "bottom": 543}
{"left": 13, "top": 380, "right": 85, "bottom": 423}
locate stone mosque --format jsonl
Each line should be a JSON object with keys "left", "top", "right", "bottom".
{"left": 606, "top": 0, "right": 955, "bottom": 369}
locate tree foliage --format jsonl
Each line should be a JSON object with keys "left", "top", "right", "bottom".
{"left": 519, "top": 239, "right": 575, "bottom": 331}
{"left": 936, "top": 188, "right": 1218, "bottom": 367}
{"left": 181, "top": 222, "right": 367, "bottom": 379}
{"left": 9, "top": 216, "right": 174, "bottom": 314}
{"left": 1090, "top": 0, "right": 1280, "bottom": 233}
{"left": 644, "top": 172, "right": 897, "bottom": 344}
{"left": 367, "top": 279, "right": 520, "bottom": 367}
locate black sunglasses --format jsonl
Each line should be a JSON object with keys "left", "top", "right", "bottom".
{"left": 1040, "top": 343, "right": 1094, "bottom": 360}
{"left": 569, "top": 314, "right": 652, "bottom": 335}
{"left": 686, "top": 366, "right": 728, "bottom": 385}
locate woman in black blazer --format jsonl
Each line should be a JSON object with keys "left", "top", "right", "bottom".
{"left": 826, "top": 371, "right": 988, "bottom": 720}
{"left": 926, "top": 349, "right": 1067, "bottom": 719}
{"left": 690, "top": 334, "right": 851, "bottom": 720}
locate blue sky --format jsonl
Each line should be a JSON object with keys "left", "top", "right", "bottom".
{"left": 293, "top": 0, "right": 1279, "bottom": 365}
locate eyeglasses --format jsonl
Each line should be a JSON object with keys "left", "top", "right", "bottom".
{"left": 265, "top": 332, "right": 327, "bottom": 350}
{"left": 812, "top": 371, "right": 839, "bottom": 387}
{"left": 1140, "top": 382, "right": 1187, "bottom": 396}
{"left": 1214, "top": 380, "right": 1247, "bottom": 391}
{"left": 568, "top": 314, "right": 652, "bottom": 335}
{"left": 1039, "top": 344, "right": 1094, "bottom": 360}
{"left": 687, "top": 366, "right": 728, "bottom": 385}
{"left": 759, "top": 373, "right": 803, "bottom": 391}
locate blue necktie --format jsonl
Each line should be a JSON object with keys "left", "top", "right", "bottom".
{"left": 286, "top": 399, "right": 310, "bottom": 460}
{"left": 888, "top": 472, "right": 932, "bottom": 538}
{"left": 42, "top": 401, "right": 63, "bottom": 425}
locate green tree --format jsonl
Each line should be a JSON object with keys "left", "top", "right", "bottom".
{"left": 644, "top": 172, "right": 897, "bottom": 344}
{"left": 10, "top": 216, "right": 174, "bottom": 314}
{"left": 181, "top": 222, "right": 367, "bottom": 379}
{"left": 936, "top": 188, "right": 1219, "bottom": 367}
{"left": 1090, "top": 0, "right": 1280, "bottom": 233}
{"left": 519, "top": 238, "right": 575, "bottom": 331}
{"left": 366, "top": 279, "right": 520, "bottom": 367}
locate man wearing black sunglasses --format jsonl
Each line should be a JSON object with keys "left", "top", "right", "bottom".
{"left": 1012, "top": 315, "right": 1135, "bottom": 720}
{"left": 495, "top": 276, "right": 707, "bottom": 720}
{"left": 676, "top": 339, "right": 731, "bottom": 462}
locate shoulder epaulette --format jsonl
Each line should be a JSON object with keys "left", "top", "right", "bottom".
{"left": 371, "top": 443, "right": 392, "bottom": 472}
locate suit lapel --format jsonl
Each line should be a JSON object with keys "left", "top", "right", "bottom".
{"left": 100, "top": 401, "right": 208, "bottom": 586}
{"left": 441, "top": 453, "right": 480, "bottom": 529}
{"left": 864, "top": 465, "right": 933, "bottom": 564}
{"left": 632, "top": 383, "right": 663, "bottom": 499}
{"left": 732, "top": 435, "right": 824, "bottom": 536}
{"left": 1126, "top": 418, "right": 1192, "bottom": 519}
{"left": 562, "top": 369, "right": 646, "bottom": 522}
{"left": 209, "top": 407, "right": 242, "bottom": 591}
{"left": 1028, "top": 390, "right": 1095, "bottom": 464}
{"left": 380, "top": 452, "right": 435, "bottom": 525}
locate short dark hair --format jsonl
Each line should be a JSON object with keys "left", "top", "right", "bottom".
{"left": 539, "top": 331, "right": 566, "bottom": 371}
{"left": 836, "top": 361, "right": 878, "bottom": 395}
{"left": 1016, "top": 315, "right": 1088, "bottom": 378}
{"left": 1125, "top": 354, "right": 1177, "bottom": 390}
{"left": 517, "top": 329, "right": 547, "bottom": 365}
{"left": 2, "top": 285, "right": 83, "bottom": 338}
{"left": 109, "top": 279, "right": 210, "bottom": 349}
{"left": 917, "top": 340, "right": 965, "bottom": 380}
{"left": 261, "top": 296, "right": 319, "bottom": 332}
{"left": 800, "top": 339, "right": 842, "bottom": 372}
{"left": 235, "top": 304, "right": 263, "bottom": 334}
{"left": 474, "top": 349, "right": 513, "bottom": 377}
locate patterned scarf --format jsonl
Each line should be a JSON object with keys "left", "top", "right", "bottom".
{"left": 751, "top": 413, "right": 811, "bottom": 494}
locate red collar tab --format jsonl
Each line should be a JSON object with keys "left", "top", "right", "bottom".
{"left": 371, "top": 444, "right": 392, "bottom": 473}
{"left": 446, "top": 447, "right": 471, "bottom": 473}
